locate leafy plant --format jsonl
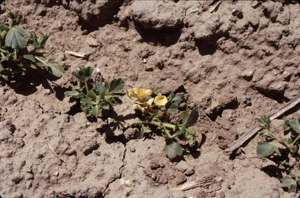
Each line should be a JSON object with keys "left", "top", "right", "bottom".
{"left": 64, "top": 66, "right": 125, "bottom": 118}
{"left": 257, "top": 114, "right": 300, "bottom": 192}
{"left": 127, "top": 88, "right": 199, "bottom": 159}
{"left": 0, "top": 10, "right": 65, "bottom": 81}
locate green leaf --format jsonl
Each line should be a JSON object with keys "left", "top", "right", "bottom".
{"left": 182, "top": 109, "right": 189, "bottom": 125}
{"left": 5, "top": 26, "right": 31, "bottom": 49}
{"left": 90, "top": 105, "right": 102, "bottom": 117}
{"left": 0, "top": 24, "right": 9, "bottom": 31}
{"left": 287, "top": 119, "right": 300, "bottom": 133}
{"left": 258, "top": 114, "right": 270, "bottom": 130}
{"left": 109, "top": 78, "right": 125, "bottom": 93}
{"left": 281, "top": 177, "right": 297, "bottom": 192}
{"left": 73, "top": 66, "right": 93, "bottom": 82}
{"left": 279, "top": 137, "right": 292, "bottom": 145}
{"left": 96, "top": 82, "right": 105, "bottom": 98}
{"left": 38, "top": 32, "right": 51, "bottom": 49}
{"left": 171, "top": 129, "right": 184, "bottom": 138}
{"left": 257, "top": 142, "right": 281, "bottom": 157}
{"left": 259, "top": 129, "right": 276, "bottom": 139}
{"left": 167, "top": 103, "right": 179, "bottom": 114}
{"left": 23, "top": 54, "right": 36, "bottom": 62}
{"left": 87, "top": 90, "right": 97, "bottom": 99}
{"left": 283, "top": 120, "right": 291, "bottom": 131}
{"left": 184, "top": 107, "right": 199, "bottom": 128}
{"left": 37, "top": 61, "right": 65, "bottom": 77}
{"left": 166, "top": 95, "right": 182, "bottom": 114}
{"left": 164, "top": 140, "right": 183, "bottom": 160}
{"left": 80, "top": 98, "right": 96, "bottom": 105}
{"left": 64, "top": 90, "right": 81, "bottom": 98}
{"left": 142, "top": 125, "right": 152, "bottom": 133}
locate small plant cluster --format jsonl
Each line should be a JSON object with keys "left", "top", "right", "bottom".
{"left": 0, "top": 10, "right": 65, "bottom": 81}
{"left": 0, "top": 10, "right": 201, "bottom": 160}
{"left": 127, "top": 88, "right": 199, "bottom": 159}
{"left": 257, "top": 114, "right": 300, "bottom": 192}
{"left": 64, "top": 66, "right": 125, "bottom": 118}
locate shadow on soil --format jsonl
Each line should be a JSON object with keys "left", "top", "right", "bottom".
{"left": 134, "top": 21, "right": 182, "bottom": 47}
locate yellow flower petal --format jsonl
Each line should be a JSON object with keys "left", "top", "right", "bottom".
{"left": 130, "top": 88, "right": 152, "bottom": 103}
{"left": 144, "top": 89, "right": 152, "bottom": 97}
{"left": 146, "top": 98, "right": 154, "bottom": 107}
{"left": 154, "top": 94, "right": 168, "bottom": 106}
{"left": 127, "top": 90, "right": 135, "bottom": 100}
{"left": 133, "top": 104, "right": 143, "bottom": 112}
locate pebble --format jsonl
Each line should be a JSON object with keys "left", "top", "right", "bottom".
{"left": 190, "top": 6, "right": 199, "bottom": 13}
{"left": 86, "top": 37, "right": 102, "bottom": 47}
{"left": 241, "top": 70, "right": 253, "bottom": 81}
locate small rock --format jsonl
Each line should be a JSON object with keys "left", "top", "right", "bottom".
{"left": 190, "top": 6, "right": 199, "bottom": 13}
{"left": 86, "top": 36, "right": 102, "bottom": 47}
{"left": 185, "top": 168, "right": 195, "bottom": 176}
{"left": 241, "top": 70, "right": 253, "bottom": 81}
{"left": 53, "top": 171, "right": 59, "bottom": 176}
{"left": 45, "top": 89, "right": 51, "bottom": 95}
{"left": 175, "top": 172, "right": 187, "bottom": 185}
{"left": 124, "top": 180, "right": 133, "bottom": 187}
{"left": 150, "top": 161, "right": 160, "bottom": 170}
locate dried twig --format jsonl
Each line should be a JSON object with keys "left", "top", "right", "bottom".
{"left": 226, "top": 94, "right": 300, "bottom": 154}
{"left": 65, "top": 51, "right": 85, "bottom": 58}
{"left": 210, "top": 0, "right": 222, "bottom": 13}
{"left": 170, "top": 174, "right": 221, "bottom": 192}
{"left": 47, "top": 143, "right": 65, "bottom": 163}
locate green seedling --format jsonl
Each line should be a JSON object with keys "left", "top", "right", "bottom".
{"left": 127, "top": 88, "right": 199, "bottom": 159}
{"left": 0, "top": 10, "right": 65, "bottom": 81}
{"left": 257, "top": 114, "right": 300, "bottom": 192}
{"left": 64, "top": 66, "right": 125, "bottom": 118}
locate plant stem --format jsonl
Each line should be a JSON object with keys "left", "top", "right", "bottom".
{"left": 35, "top": 56, "right": 47, "bottom": 65}
{"left": 151, "top": 120, "right": 176, "bottom": 130}
{"left": 292, "top": 134, "right": 300, "bottom": 146}
{"left": 85, "top": 81, "right": 89, "bottom": 92}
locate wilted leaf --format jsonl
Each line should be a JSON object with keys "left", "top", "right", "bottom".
{"left": 164, "top": 140, "right": 183, "bottom": 160}
{"left": 257, "top": 142, "right": 281, "bottom": 157}
{"left": 5, "top": 26, "right": 31, "bottom": 49}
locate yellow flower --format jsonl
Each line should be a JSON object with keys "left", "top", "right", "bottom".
{"left": 154, "top": 93, "right": 168, "bottom": 106}
{"left": 127, "top": 88, "right": 152, "bottom": 104}
{"left": 133, "top": 104, "right": 145, "bottom": 113}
